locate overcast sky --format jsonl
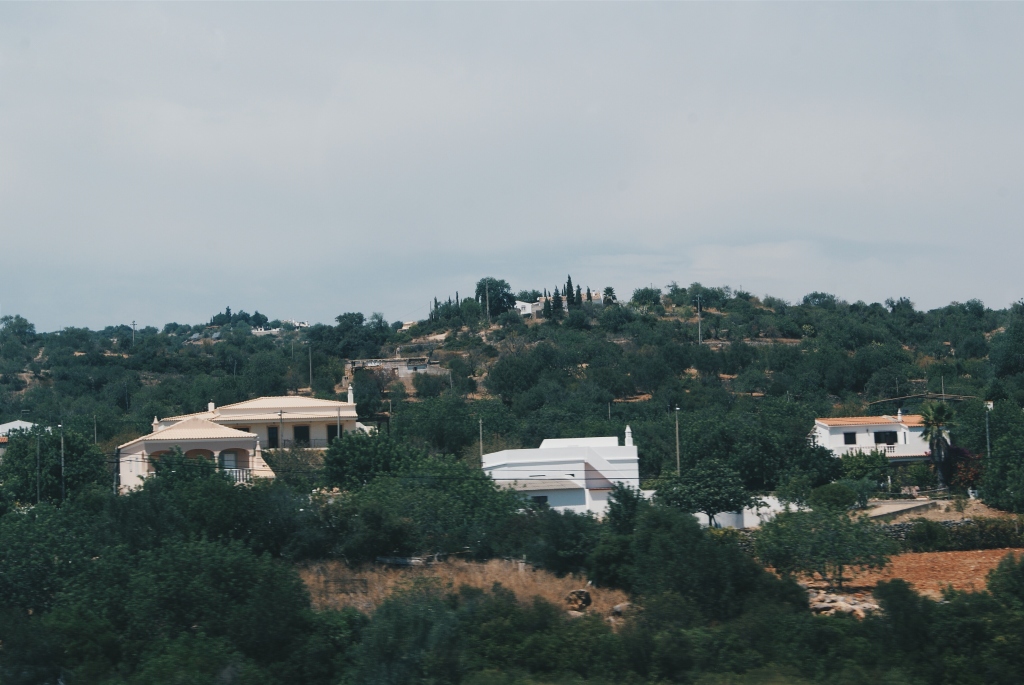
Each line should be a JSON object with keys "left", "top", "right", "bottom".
{"left": 1, "top": 3, "right": 1022, "bottom": 331}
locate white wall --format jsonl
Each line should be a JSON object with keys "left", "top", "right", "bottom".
{"left": 692, "top": 496, "right": 789, "bottom": 529}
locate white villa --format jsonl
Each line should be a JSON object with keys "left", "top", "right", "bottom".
{"left": 152, "top": 391, "right": 362, "bottom": 449}
{"left": 810, "top": 410, "right": 938, "bottom": 463}
{"left": 0, "top": 420, "right": 35, "bottom": 457}
{"left": 482, "top": 427, "right": 641, "bottom": 516}
{"left": 515, "top": 300, "right": 544, "bottom": 317}
{"left": 118, "top": 391, "right": 365, "bottom": 492}
{"left": 117, "top": 417, "right": 275, "bottom": 492}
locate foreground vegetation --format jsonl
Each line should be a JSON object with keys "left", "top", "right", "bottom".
{"left": 2, "top": 446, "right": 1024, "bottom": 684}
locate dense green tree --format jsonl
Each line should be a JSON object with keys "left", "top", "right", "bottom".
{"left": 0, "top": 426, "right": 107, "bottom": 506}
{"left": 631, "top": 287, "right": 662, "bottom": 308}
{"left": 656, "top": 459, "right": 757, "bottom": 527}
{"left": 475, "top": 278, "right": 516, "bottom": 319}
{"left": 550, "top": 289, "right": 564, "bottom": 320}
{"left": 756, "top": 509, "right": 893, "bottom": 589}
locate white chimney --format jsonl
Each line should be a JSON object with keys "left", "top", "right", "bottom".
{"left": 152, "top": 416, "right": 159, "bottom": 433}
{"left": 624, "top": 425, "right": 633, "bottom": 447}
{"left": 347, "top": 382, "right": 355, "bottom": 405}
{"left": 897, "top": 408, "right": 902, "bottom": 419}
{"left": 208, "top": 401, "right": 215, "bottom": 412}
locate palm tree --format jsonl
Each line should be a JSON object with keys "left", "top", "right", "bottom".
{"left": 920, "top": 402, "right": 955, "bottom": 487}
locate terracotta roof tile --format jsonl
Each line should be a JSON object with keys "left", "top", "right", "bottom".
{"left": 118, "top": 417, "right": 257, "bottom": 449}
{"left": 817, "top": 415, "right": 924, "bottom": 428}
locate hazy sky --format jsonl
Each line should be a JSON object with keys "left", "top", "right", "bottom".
{"left": 2, "top": 3, "right": 1022, "bottom": 331}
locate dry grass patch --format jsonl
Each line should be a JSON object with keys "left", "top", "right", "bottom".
{"left": 300, "top": 558, "right": 629, "bottom": 616}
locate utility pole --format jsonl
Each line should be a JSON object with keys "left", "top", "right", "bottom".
{"left": 131, "top": 321, "right": 136, "bottom": 347}
{"left": 694, "top": 294, "right": 703, "bottom": 344}
{"left": 59, "top": 423, "right": 65, "bottom": 503}
{"left": 278, "top": 410, "right": 284, "bottom": 450}
{"left": 675, "top": 406, "right": 680, "bottom": 476}
{"left": 479, "top": 418, "right": 484, "bottom": 460}
{"left": 608, "top": 402, "right": 611, "bottom": 421}
{"left": 986, "top": 401, "right": 993, "bottom": 461}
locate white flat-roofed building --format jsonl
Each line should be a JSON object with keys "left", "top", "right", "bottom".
{"left": 810, "top": 410, "right": 938, "bottom": 463}
{"left": 515, "top": 300, "right": 544, "bottom": 317}
{"left": 482, "top": 427, "right": 641, "bottom": 516}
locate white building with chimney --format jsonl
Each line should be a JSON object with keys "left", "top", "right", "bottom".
{"left": 482, "top": 427, "right": 641, "bottom": 516}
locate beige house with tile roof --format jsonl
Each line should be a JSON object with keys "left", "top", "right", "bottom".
{"left": 155, "top": 393, "right": 361, "bottom": 450}
{"left": 118, "top": 392, "right": 364, "bottom": 493}
{"left": 117, "top": 417, "right": 275, "bottom": 492}
{"left": 810, "top": 410, "right": 939, "bottom": 462}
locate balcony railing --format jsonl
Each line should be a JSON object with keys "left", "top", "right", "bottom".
{"left": 836, "top": 444, "right": 928, "bottom": 458}
{"left": 223, "top": 468, "right": 252, "bottom": 483}
{"left": 281, "top": 439, "right": 330, "bottom": 449}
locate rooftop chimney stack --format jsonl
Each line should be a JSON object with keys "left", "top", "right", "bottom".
{"left": 348, "top": 382, "right": 355, "bottom": 405}
{"left": 208, "top": 401, "right": 215, "bottom": 412}
{"left": 624, "top": 425, "right": 633, "bottom": 447}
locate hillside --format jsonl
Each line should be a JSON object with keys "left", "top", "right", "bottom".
{"left": 3, "top": 279, "right": 1022, "bottom": 497}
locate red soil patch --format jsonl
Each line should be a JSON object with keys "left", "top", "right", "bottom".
{"left": 834, "top": 548, "right": 1024, "bottom": 598}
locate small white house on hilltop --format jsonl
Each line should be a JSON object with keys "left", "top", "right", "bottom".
{"left": 515, "top": 300, "right": 544, "bottom": 317}
{"left": 810, "top": 410, "right": 938, "bottom": 463}
{"left": 482, "top": 427, "right": 641, "bottom": 516}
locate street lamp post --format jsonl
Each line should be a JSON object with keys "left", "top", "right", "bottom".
{"left": 675, "top": 406, "right": 681, "bottom": 476}
{"left": 59, "top": 423, "right": 65, "bottom": 503}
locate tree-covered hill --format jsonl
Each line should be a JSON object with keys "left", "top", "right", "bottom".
{"left": 4, "top": 281, "right": 1024, "bottom": 683}
{"left": 3, "top": 279, "right": 1022, "bottom": 497}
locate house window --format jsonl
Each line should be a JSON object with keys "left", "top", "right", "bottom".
{"left": 844, "top": 432, "right": 857, "bottom": 445}
{"left": 267, "top": 426, "right": 279, "bottom": 449}
{"left": 327, "top": 424, "right": 340, "bottom": 443}
{"left": 531, "top": 495, "right": 548, "bottom": 504}
{"left": 293, "top": 425, "right": 310, "bottom": 447}
{"left": 219, "top": 450, "right": 237, "bottom": 469}
{"left": 874, "top": 431, "right": 898, "bottom": 445}
{"left": 236, "top": 426, "right": 251, "bottom": 435}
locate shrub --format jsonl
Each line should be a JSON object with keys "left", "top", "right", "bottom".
{"left": 899, "top": 517, "right": 1024, "bottom": 553}
{"left": 807, "top": 483, "right": 857, "bottom": 511}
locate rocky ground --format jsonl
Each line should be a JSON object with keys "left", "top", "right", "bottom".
{"left": 883, "top": 499, "right": 1016, "bottom": 524}
{"left": 804, "top": 587, "right": 880, "bottom": 618}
